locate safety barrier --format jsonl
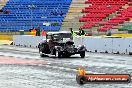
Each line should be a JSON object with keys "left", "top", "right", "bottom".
{"left": 13, "top": 35, "right": 46, "bottom": 48}
{"left": 73, "top": 36, "right": 132, "bottom": 55}
{"left": 13, "top": 35, "right": 132, "bottom": 55}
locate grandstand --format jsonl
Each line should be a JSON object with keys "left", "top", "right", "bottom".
{"left": 79, "top": 0, "right": 132, "bottom": 34}
{"left": 0, "top": 0, "right": 72, "bottom": 32}
{"left": 60, "top": 0, "right": 86, "bottom": 31}
{"left": 0, "top": 0, "right": 132, "bottom": 35}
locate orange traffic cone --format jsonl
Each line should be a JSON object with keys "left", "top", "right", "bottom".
{"left": 42, "top": 29, "right": 46, "bottom": 36}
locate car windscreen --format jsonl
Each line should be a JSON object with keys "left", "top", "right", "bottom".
{"left": 47, "top": 33, "right": 72, "bottom": 41}
{"left": 53, "top": 33, "right": 72, "bottom": 40}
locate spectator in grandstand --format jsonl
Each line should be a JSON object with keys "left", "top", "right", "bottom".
{"left": 60, "top": 11, "right": 63, "bottom": 16}
{"left": 43, "top": 21, "right": 51, "bottom": 26}
{"left": 4, "top": 9, "right": 10, "bottom": 14}
{"left": 0, "top": 9, "right": 3, "bottom": 14}
{"left": 79, "top": 28, "right": 85, "bottom": 36}
{"left": 50, "top": 11, "right": 54, "bottom": 16}
{"left": 107, "top": 5, "right": 112, "bottom": 9}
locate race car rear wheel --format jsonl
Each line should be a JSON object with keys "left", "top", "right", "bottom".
{"left": 80, "top": 51, "right": 85, "bottom": 58}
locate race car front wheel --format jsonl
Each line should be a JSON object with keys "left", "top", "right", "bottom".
{"left": 80, "top": 51, "right": 85, "bottom": 58}
{"left": 40, "top": 53, "right": 48, "bottom": 57}
{"left": 56, "top": 51, "right": 62, "bottom": 58}
{"left": 40, "top": 54, "right": 45, "bottom": 57}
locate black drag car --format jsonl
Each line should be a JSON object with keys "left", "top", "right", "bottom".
{"left": 38, "top": 31, "right": 86, "bottom": 58}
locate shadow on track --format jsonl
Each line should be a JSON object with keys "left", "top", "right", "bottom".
{"left": 40, "top": 55, "right": 86, "bottom": 60}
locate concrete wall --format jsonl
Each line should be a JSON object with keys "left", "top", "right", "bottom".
{"left": 13, "top": 35, "right": 46, "bottom": 48}
{"left": 74, "top": 37, "right": 132, "bottom": 55}
{"left": 13, "top": 35, "right": 132, "bottom": 55}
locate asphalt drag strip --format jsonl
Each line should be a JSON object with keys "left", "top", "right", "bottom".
{"left": 0, "top": 46, "right": 132, "bottom": 87}
{"left": 0, "top": 56, "right": 50, "bottom": 65}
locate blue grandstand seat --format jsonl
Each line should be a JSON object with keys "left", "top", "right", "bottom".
{"left": 0, "top": 0, "right": 72, "bottom": 31}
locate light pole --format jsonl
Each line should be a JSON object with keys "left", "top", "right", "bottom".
{"left": 28, "top": 4, "right": 35, "bottom": 29}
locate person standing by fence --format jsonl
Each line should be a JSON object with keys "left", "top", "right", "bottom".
{"left": 79, "top": 28, "right": 85, "bottom": 37}
{"left": 70, "top": 28, "right": 76, "bottom": 37}
{"left": 36, "top": 25, "right": 40, "bottom": 36}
